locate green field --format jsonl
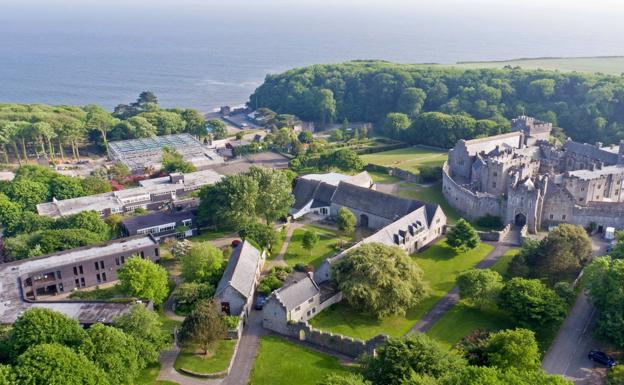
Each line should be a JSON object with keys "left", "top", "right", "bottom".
{"left": 399, "top": 182, "right": 461, "bottom": 224}
{"left": 174, "top": 340, "right": 236, "bottom": 375}
{"left": 426, "top": 303, "right": 511, "bottom": 350}
{"left": 367, "top": 170, "right": 402, "bottom": 184}
{"left": 249, "top": 336, "right": 354, "bottom": 385}
{"left": 489, "top": 248, "right": 520, "bottom": 276}
{"left": 284, "top": 225, "right": 352, "bottom": 268}
{"left": 309, "top": 239, "right": 494, "bottom": 339}
{"left": 360, "top": 146, "right": 447, "bottom": 174}
{"left": 449, "top": 56, "right": 624, "bottom": 75}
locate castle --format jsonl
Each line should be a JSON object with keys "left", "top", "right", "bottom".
{"left": 443, "top": 116, "right": 624, "bottom": 233}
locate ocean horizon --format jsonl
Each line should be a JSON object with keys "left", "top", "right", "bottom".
{"left": 2, "top": 1, "right": 624, "bottom": 112}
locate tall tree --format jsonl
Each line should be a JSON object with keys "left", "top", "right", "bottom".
{"left": 336, "top": 207, "right": 357, "bottom": 234}
{"left": 446, "top": 219, "right": 480, "bottom": 250}
{"left": 180, "top": 242, "right": 224, "bottom": 284}
{"left": 247, "top": 167, "right": 294, "bottom": 223}
{"left": 333, "top": 243, "right": 427, "bottom": 318}
{"left": 82, "top": 324, "right": 140, "bottom": 385}
{"left": 86, "top": 105, "right": 116, "bottom": 158}
{"left": 180, "top": 300, "right": 227, "bottom": 355}
{"left": 118, "top": 257, "right": 169, "bottom": 305}
{"left": 457, "top": 269, "right": 503, "bottom": 309}
{"left": 113, "top": 304, "right": 168, "bottom": 367}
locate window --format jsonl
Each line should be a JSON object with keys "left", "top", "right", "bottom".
{"left": 295, "top": 306, "right": 301, "bottom": 312}
{"left": 58, "top": 283, "right": 64, "bottom": 292}
{"left": 78, "top": 266, "right": 83, "bottom": 275}
{"left": 75, "top": 279, "right": 80, "bottom": 287}
{"left": 121, "top": 256, "right": 125, "bottom": 264}
{"left": 493, "top": 172, "right": 498, "bottom": 177}
{"left": 307, "top": 310, "right": 311, "bottom": 317}
{"left": 598, "top": 185, "right": 602, "bottom": 189}
{"left": 581, "top": 187, "right": 585, "bottom": 191}
{"left": 73, "top": 267, "right": 78, "bottom": 276}
{"left": 155, "top": 248, "right": 159, "bottom": 257}
{"left": 102, "top": 273, "right": 107, "bottom": 282}
{"left": 96, "top": 274, "right": 101, "bottom": 283}
{"left": 56, "top": 270, "right": 61, "bottom": 279}
{"left": 492, "top": 182, "right": 497, "bottom": 188}
{"left": 308, "top": 298, "right": 314, "bottom": 304}
{"left": 579, "top": 198, "right": 583, "bottom": 202}
{"left": 99, "top": 261, "right": 104, "bottom": 269}
{"left": 562, "top": 215, "right": 567, "bottom": 220}
{"left": 312, "top": 307, "right": 316, "bottom": 314}
{"left": 95, "top": 262, "right": 99, "bottom": 271}
{"left": 140, "top": 251, "right": 145, "bottom": 258}
{"left": 115, "top": 257, "right": 120, "bottom": 266}
{"left": 549, "top": 214, "right": 554, "bottom": 219}
{"left": 80, "top": 278, "right": 85, "bottom": 287}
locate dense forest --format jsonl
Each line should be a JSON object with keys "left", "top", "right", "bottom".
{"left": 0, "top": 92, "right": 206, "bottom": 163}
{"left": 249, "top": 61, "right": 624, "bottom": 147}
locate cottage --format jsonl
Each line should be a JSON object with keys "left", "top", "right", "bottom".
{"left": 215, "top": 241, "right": 265, "bottom": 317}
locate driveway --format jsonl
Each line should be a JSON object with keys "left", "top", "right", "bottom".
{"left": 221, "top": 309, "right": 266, "bottom": 385}
{"left": 542, "top": 235, "right": 610, "bottom": 385}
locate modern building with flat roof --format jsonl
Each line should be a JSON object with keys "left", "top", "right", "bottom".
{"left": 121, "top": 207, "right": 198, "bottom": 240}
{"left": 109, "top": 133, "right": 224, "bottom": 174}
{"left": 0, "top": 236, "right": 159, "bottom": 324}
{"left": 37, "top": 169, "right": 222, "bottom": 218}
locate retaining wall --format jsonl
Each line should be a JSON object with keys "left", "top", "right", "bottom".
{"left": 477, "top": 224, "right": 511, "bottom": 242}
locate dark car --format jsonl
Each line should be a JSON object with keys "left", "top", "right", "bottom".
{"left": 255, "top": 294, "right": 267, "bottom": 310}
{"left": 588, "top": 350, "right": 617, "bottom": 367}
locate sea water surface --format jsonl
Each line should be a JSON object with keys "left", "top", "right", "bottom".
{"left": 1, "top": 1, "right": 623, "bottom": 111}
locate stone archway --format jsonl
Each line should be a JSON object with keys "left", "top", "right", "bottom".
{"left": 299, "top": 329, "right": 306, "bottom": 341}
{"left": 360, "top": 214, "right": 369, "bottom": 228}
{"left": 515, "top": 213, "right": 527, "bottom": 227}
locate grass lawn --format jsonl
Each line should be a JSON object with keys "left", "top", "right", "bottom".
{"left": 367, "top": 171, "right": 402, "bottom": 184}
{"left": 174, "top": 340, "right": 236, "bottom": 375}
{"left": 426, "top": 302, "right": 512, "bottom": 350}
{"left": 268, "top": 226, "right": 288, "bottom": 261}
{"left": 189, "top": 230, "right": 235, "bottom": 242}
{"left": 68, "top": 284, "right": 133, "bottom": 301}
{"left": 449, "top": 56, "right": 624, "bottom": 75}
{"left": 283, "top": 225, "right": 351, "bottom": 268}
{"left": 157, "top": 308, "right": 182, "bottom": 343}
{"left": 250, "top": 336, "right": 354, "bottom": 385}
{"left": 135, "top": 363, "right": 179, "bottom": 385}
{"left": 309, "top": 240, "right": 494, "bottom": 339}
{"left": 360, "top": 146, "right": 447, "bottom": 174}
{"left": 490, "top": 248, "right": 520, "bottom": 276}
{"left": 399, "top": 182, "right": 461, "bottom": 224}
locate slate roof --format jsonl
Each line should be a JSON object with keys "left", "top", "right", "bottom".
{"left": 121, "top": 209, "right": 196, "bottom": 234}
{"left": 215, "top": 241, "right": 263, "bottom": 300}
{"left": 564, "top": 140, "right": 619, "bottom": 165}
{"left": 331, "top": 182, "right": 424, "bottom": 221}
{"left": 273, "top": 274, "right": 319, "bottom": 311}
{"left": 291, "top": 179, "right": 337, "bottom": 210}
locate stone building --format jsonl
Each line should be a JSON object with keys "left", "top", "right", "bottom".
{"left": 443, "top": 116, "right": 624, "bottom": 232}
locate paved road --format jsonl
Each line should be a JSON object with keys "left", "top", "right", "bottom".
{"left": 408, "top": 242, "right": 512, "bottom": 334}
{"left": 221, "top": 309, "right": 266, "bottom": 385}
{"left": 542, "top": 236, "right": 610, "bottom": 385}
{"left": 542, "top": 292, "right": 607, "bottom": 385}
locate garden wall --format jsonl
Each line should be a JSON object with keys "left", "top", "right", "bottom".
{"left": 282, "top": 321, "right": 388, "bottom": 359}
{"left": 477, "top": 224, "right": 511, "bottom": 242}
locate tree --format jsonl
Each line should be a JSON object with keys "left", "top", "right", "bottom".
{"left": 383, "top": 112, "right": 412, "bottom": 139}
{"left": 333, "top": 243, "right": 427, "bottom": 318}
{"left": 207, "top": 119, "right": 227, "bottom": 140}
{"left": 0, "top": 192, "right": 22, "bottom": 232}
{"left": 8, "top": 308, "right": 88, "bottom": 357}
{"left": 82, "top": 323, "right": 140, "bottom": 385}
{"left": 180, "top": 242, "right": 224, "bottom": 284}
{"left": 81, "top": 175, "right": 112, "bottom": 195}
{"left": 0, "top": 365, "right": 14, "bottom": 385}
{"left": 457, "top": 269, "right": 503, "bottom": 309}
{"left": 172, "top": 282, "right": 215, "bottom": 314}
{"left": 7, "top": 179, "right": 49, "bottom": 211}
{"left": 50, "top": 174, "right": 85, "bottom": 200}
{"left": 56, "top": 210, "right": 110, "bottom": 237}
{"left": 317, "top": 373, "right": 370, "bottom": 385}
{"left": 498, "top": 278, "right": 567, "bottom": 331}
{"left": 485, "top": 328, "right": 541, "bottom": 371}
{"left": 86, "top": 105, "right": 117, "bottom": 158}
{"left": 363, "top": 334, "right": 466, "bottom": 385}
{"left": 118, "top": 257, "right": 169, "bottom": 305}
{"left": 329, "top": 129, "right": 344, "bottom": 142}
{"left": 511, "top": 224, "right": 592, "bottom": 284}
{"left": 298, "top": 131, "right": 313, "bottom": 143}
{"left": 302, "top": 230, "right": 319, "bottom": 255}
{"left": 161, "top": 146, "right": 196, "bottom": 173}
{"left": 397, "top": 87, "right": 427, "bottom": 117}
{"left": 336, "top": 207, "right": 356, "bottom": 234}
{"left": 247, "top": 167, "right": 294, "bottom": 223}
{"left": 197, "top": 174, "right": 258, "bottom": 230}
{"left": 584, "top": 256, "right": 624, "bottom": 347}
{"left": 320, "top": 148, "right": 364, "bottom": 172}
{"left": 180, "top": 300, "right": 227, "bottom": 355}
{"left": 446, "top": 219, "right": 479, "bottom": 250}
{"left": 13, "top": 344, "right": 108, "bottom": 385}
{"left": 22, "top": 228, "right": 103, "bottom": 256}
{"left": 109, "top": 161, "right": 130, "bottom": 181}
{"left": 113, "top": 304, "right": 168, "bottom": 367}
{"left": 239, "top": 222, "right": 278, "bottom": 250}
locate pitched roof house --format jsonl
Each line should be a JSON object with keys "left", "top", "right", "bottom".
{"left": 215, "top": 241, "right": 265, "bottom": 317}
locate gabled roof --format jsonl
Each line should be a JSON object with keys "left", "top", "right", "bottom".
{"left": 215, "top": 241, "right": 263, "bottom": 300}
{"left": 564, "top": 140, "right": 619, "bottom": 165}
{"left": 291, "top": 179, "right": 337, "bottom": 210}
{"left": 331, "top": 182, "right": 424, "bottom": 221}
{"left": 272, "top": 274, "right": 319, "bottom": 311}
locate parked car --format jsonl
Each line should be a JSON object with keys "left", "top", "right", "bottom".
{"left": 255, "top": 294, "right": 267, "bottom": 310}
{"left": 588, "top": 350, "right": 617, "bottom": 367}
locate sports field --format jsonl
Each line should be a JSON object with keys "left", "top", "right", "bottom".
{"left": 360, "top": 146, "right": 447, "bottom": 174}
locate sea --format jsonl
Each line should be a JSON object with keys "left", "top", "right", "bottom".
{"left": 1, "top": 0, "right": 623, "bottom": 112}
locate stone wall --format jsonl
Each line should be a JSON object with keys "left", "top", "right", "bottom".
{"left": 442, "top": 162, "right": 502, "bottom": 221}
{"left": 477, "top": 224, "right": 511, "bottom": 242}
{"left": 281, "top": 321, "right": 388, "bottom": 359}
